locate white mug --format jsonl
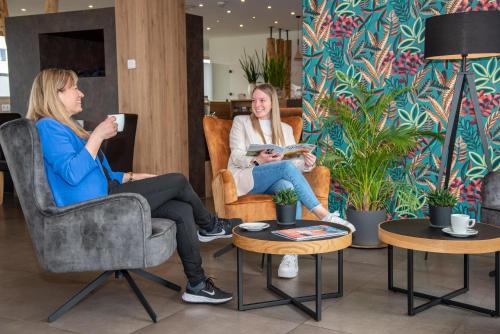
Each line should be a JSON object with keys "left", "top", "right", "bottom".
{"left": 107, "top": 114, "right": 125, "bottom": 132}
{"left": 450, "top": 214, "right": 476, "bottom": 234}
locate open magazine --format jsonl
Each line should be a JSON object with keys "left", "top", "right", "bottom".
{"left": 272, "top": 225, "right": 348, "bottom": 241}
{"left": 246, "top": 143, "right": 316, "bottom": 157}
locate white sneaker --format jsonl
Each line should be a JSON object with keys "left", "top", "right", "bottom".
{"left": 278, "top": 255, "right": 298, "bottom": 278}
{"left": 322, "top": 211, "right": 356, "bottom": 232}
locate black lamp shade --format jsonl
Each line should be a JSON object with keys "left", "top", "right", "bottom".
{"left": 425, "top": 11, "right": 500, "bottom": 60}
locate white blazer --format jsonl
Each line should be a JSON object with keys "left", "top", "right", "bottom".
{"left": 228, "top": 115, "right": 313, "bottom": 196}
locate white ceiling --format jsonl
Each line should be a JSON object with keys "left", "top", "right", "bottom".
{"left": 7, "top": 0, "right": 302, "bottom": 38}
{"left": 186, "top": 0, "right": 302, "bottom": 38}
{"left": 7, "top": 0, "right": 115, "bottom": 16}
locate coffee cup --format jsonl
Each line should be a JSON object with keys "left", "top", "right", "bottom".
{"left": 107, "top": 114, "right": 124, "bottom": 132}
{"left": 450, "top": 214, "right": 475, "bottom": 234}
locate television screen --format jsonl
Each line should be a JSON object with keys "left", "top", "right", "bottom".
{"left": 39, "top": 29, "right": 105, "bottom": 77}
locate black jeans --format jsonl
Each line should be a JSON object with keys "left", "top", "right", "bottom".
{"left": 110, "top": 173, "right": 212, "bottom": 285}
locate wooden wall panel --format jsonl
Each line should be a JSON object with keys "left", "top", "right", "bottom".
{"left": 115, "top": 0, "right": 188, "bottom": 176}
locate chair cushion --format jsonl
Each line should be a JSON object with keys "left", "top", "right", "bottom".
{"left": 145, "top": 218, "right": 177, "bottom": 267}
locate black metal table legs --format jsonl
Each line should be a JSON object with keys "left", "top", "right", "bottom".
{"left": 237, "top": 248, "right": 343, "bottom": 321}
{"left": 388, "top": 245, "right": 499, "bottom": 317}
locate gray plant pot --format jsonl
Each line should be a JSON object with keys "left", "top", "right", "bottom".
{"left": 346, "top": 208, "right": 387, "bottom": 247}
{"left": 276, "top": 203, "right": 297, "bottom": 226}
{"left": 429, "top": 205, "right": 452, "bottom": 228}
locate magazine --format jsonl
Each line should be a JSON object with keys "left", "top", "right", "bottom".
{"left": 246, "top": 143, "right": 316, "bottom": 157}
{"left": 272, "top": 225, "right": 348, "bottom": 241}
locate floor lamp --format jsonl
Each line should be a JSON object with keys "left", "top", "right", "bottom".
{"left": 424, "top": 11, "right": 500, "bottom": 190}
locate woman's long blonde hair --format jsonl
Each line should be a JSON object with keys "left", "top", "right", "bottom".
{"left": 26, "top": 68, "right": 89, "bottom": 139}
{"left": 250, "top": 83, "right": 285, "bottom": 146}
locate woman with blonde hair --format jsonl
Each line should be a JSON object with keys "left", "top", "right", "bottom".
{"left": 228, "top": 83, "right": 355, "bottom": 278}
{"left": 28, "top": 68, "right": 238, "bottom": 304}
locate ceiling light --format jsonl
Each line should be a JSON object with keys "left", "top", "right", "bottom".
{"left": 198, "top": 3, "right": 204, "bottom": 7}
{"left": 239, "top": 24, "right": 244, "bottom": 28}
{"left": 21, "top": 8, "right": 27, "bottom": 11}
{"left": 88, "top": 5, "right": 94, "bottom": 8}
{"left": 290, "top": 11, "right": 295, "bottom": 15}
{"left": 241, "top": 0, "right": 245, "bottom": 2}
{"left": 216, "top": 19, "right": 220, "bottom": 23}
{"left": 267, "top": 5, "right": 272, "bottom": 9}
{"left": 206, "top": 27, "right": 211, "bottom": 30}
{"left": 226, "top": 10, "right": 231, "bottom": 13}
{"left": 274, "top": 20, "right": 278, "bottom": 24}
{"left": 252, "top": 16, "right": 256, "bottom": 19}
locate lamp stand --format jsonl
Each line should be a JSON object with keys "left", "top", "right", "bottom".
{"left": 437, "top": 56, "right": 493, "bottom": 189}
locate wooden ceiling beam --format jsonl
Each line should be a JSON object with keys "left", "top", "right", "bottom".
{"left": 45, "top": 0, "right": 59, "bottom": 13}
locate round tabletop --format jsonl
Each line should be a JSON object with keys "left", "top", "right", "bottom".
{"left": 379, "top": 219, "right": 500, "bottom": 254}
{"left": 232, "top": 220, "right": 352, "bottom": 255}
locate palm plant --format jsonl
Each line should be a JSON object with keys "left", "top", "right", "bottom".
{"left": 258, "top": 51, "right": 285, "bottom": 89}
{"left": 239, "top": 50, "right": 260, "bottom": 84}
{"left": 320, "top": 82, "right": 439, "bottom": 212}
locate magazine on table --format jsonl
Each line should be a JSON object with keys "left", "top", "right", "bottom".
{"left": 272, "top": 225, "right": 348, "bottom": 241}
{"left": 246, "top": 143, "right": 316, "bottom": 157}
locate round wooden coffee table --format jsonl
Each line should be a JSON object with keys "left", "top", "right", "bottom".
{"left": 379, "top": 218, "right": 500, "bottom": 317}
{"left": 233, "top": 219, "right": 352, "bottom": 321}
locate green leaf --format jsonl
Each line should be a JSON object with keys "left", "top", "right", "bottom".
{"left": 472, "top": 63, "right": 488, "bottom": 78}
{"left": 416, "top": 112, "right": 428, "bottom": 128}
{"left": 466, "top": 166, "right": 486, "bottom": 179}
{"left": 475, "top": 77, "right": 490, "bottom": 87}
{"left": 413, "top": 18, "right": 423, "bottom": 36}
{"left": 398, "top": 39, "right": 414, "bottom": 51}
{"left": 480, "top": 86, "right": 496, "bottom": 94}
{"left": 487, "top": 57, "right": 497, "bottom": 75}
{"left": 493, "top": 68, "right": 500, "bottom": 84}
{"left": 401, "top": 25, "right": 414, "bottom": 38}
{"left": 335, "top": 2, "right": 350, "bottom": 12}
{"left": 398, "top": 108, "right": 412, "bottom": 123}
{"left": 469, "top": 151, "right": 485, "bottom": 167}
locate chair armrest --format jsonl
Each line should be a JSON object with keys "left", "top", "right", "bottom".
{"left": 212, "top": 169, "right": 238, "bottom": 205}
{"left": 304, "top": 166, "right": 331, "bottom": 198}
{"left": 42, "top": 193, "right": 153, "bottom": 272}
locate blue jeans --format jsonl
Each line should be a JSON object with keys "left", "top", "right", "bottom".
{"left": 250, "top": 160, "right": 321, "bottom": 219}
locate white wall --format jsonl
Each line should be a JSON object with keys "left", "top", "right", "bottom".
{"left": 208, "top": 31, "right": 302, "bottom": 101}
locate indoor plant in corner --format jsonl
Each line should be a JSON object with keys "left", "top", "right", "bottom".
{"left": 272, "top": 188, "right": 298, "bottom": 226}
{"left": 320, "top": 81, "right": 438, "bottom": 247}
{"left": 427, "top": 188, "right": 458, "bottom": 228}
{"left": 239, "top": 50, "right": 260, "bottom": 97}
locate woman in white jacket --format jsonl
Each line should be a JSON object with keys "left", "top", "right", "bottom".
{"left": 228, "top": 84, "right": 355, "bottom": 278}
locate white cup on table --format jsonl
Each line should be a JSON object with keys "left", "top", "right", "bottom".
{"left": 450, "top": 214, "right": 476, "bottom": 234}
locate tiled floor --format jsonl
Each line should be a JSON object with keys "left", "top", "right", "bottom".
{"left": 0, "top": 197, "right": 498, "bottom": 334}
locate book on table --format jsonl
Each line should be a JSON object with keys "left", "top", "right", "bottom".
{"left": 272, "top": 225, "right": 348, "bottom": 241}
{"left": 246, "top": 143, "right": 316, "bottom": 158}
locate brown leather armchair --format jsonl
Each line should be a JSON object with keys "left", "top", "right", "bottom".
{"left": 203, "top": 116, "right": 330, "bottom": 222}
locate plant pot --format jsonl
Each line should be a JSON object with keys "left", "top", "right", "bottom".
{"left": 248, "top": 83, "right": 256, "bottom": 97}
{"left": 276, "top": 203, "right": 296, "bottom": 226}
{"left": 429, "top": 205, "right": 452, "bottom": 228}
{"left": 347, "top": 208, "right": 387, "bottom": 248}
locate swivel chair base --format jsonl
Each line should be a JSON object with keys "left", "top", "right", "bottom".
{"left": 48, "top": 269, "right": 181, "bottom": 323}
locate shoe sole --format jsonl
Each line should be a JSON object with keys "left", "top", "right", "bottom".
{"left": 197, "top": 232, "right": 232, "bottom": 243}
{"left": 278, "top": 271, "right": 298, "bottom": 278}
{"left": 181, "top": 292, "right": 233, "bottom": 304}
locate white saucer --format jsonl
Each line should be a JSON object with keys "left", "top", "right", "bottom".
{"left": 239, "top": 222, "right": 270, "bottom": 232}
{"left": 442, "top": 227, "right": 478, "bottom": 238}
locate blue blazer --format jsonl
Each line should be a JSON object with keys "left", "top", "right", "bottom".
{"left": 36, "top": 118, "right": 124, "bottom": 207}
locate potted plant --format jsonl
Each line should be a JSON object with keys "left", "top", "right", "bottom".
{"left": 259, "top": 51, "right": 286, "bottom": 96}
{"left": 320, "top": 81, "right": 439, "bottom": 247}
{"left": 427, "top": 189, "right": 458, "bottom": 228}
{"left": 272, "top": 188, "right": 298, "bottom": 226}
{"left": 239, "top": 50, "right": 260, "bottom": 96}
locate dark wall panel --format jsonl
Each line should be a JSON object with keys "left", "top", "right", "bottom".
{"left": 186, "top": 14, "right": 205, "bottom": 197}
{"left": 6, "top": 8, "right": 117, "bottom": 122}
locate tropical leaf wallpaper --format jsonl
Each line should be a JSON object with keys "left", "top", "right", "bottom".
{"left": 302, "top": 0, "right": 500, "bottom": 219}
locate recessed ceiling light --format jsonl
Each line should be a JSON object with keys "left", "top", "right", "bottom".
{"left": 274, "top": 20, "right": 278, "bottom": 24}
{"left": 252, "top": 16, "right": 256, "bottom": 19}
{"left": 198, "top": 3, "right": 204, "bottom": 7}
{"left": 239, "top": 24, "right": 244, "bottom": 28}
{"left": 290, "top": 11, "right": 295, "bottom": 15}
{"left": 21, "top": 8, "right": 27, "bottom": 11}
{"left": 88, "top": 5, "right": 94, "bottom": 8}
{"left": 226, "top": 9, "right": 231, "bottom": 13}
{"left": 206, "top": 27, "right": 211, "bottom": 30}
{"left": 267, "top": 5, "right": 272, "bottom": 9}
{"left": 241, "top": 0, "right": 245, "bottom": 2}
{"left": 216, "top": 19, "right": 220, "bottom": 23}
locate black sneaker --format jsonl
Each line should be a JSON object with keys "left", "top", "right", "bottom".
{"left": 197, "top": 217, "right": 241, "bottom": 242}
{"left": 182, "top": 278, "right": 233, "bottom": 304}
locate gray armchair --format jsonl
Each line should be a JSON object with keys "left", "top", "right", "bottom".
{"left": 0, "top": 118, "right": 179, "bottom": 323}
{"left": 481, "top": 171, "right": 500, "bottom": 227}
